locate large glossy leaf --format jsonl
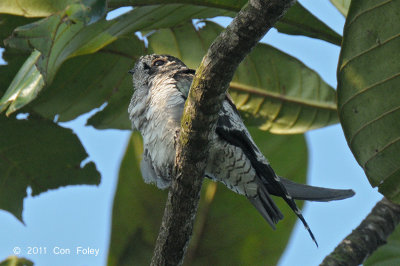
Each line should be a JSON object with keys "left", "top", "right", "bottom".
{"left": 0, "top": 256, "right": 33, "bottom": 266}
{"left": 330, "top": 0, "right": 351, "bottom": 16}
{"left": 145, "top": 22, "right": 338, "bottom": 134}
{"left": 364, "top": 224, "right": 400, "bottom": 266}
{"left": 108, "top": 129, "right": 308, "bottom": 265}
{"left": 108, "top": 0, "right": 342, "bottom": 45}
{"left": 337, "top": 0, "right": 400, "bottom": 202}
{"left": 0, "top": 115, "right": 100, "bottom": 221}
{"left": 0, "top": 2, "right": 108, "bottom": 115}
{"left": 0, "top": 0, "right": 106, "bottom": 21}
{"left": 0, "top": 4, "right": 232, "bottom": 116}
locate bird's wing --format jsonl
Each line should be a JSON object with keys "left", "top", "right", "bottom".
{"left": 216, "top": 96, "right": 319, "bottom": 245}
{"left": 216, "top": 96, "right": 354, "bottom": 202}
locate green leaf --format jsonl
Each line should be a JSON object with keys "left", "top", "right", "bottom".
{"left": 0, "top": 0, "right": 106, "bottom": 21}
{"left": 107, "top": 0, "right": 245, "bottom": 11}
{"left": 0, "top": 2, "right": 110, "bottom": 115}
{"left": 0, "top": 15, "right": 37, "bottom": 45}
{"left": 108, "top": 0, "right": 342, "bottom": 45}
{"left": 146, "top": 21, "right": 338, "bottom": 134}
{"left": 0, "top": 0, "right": 74, "bottom": 17}
{"left": 85, "top": 78, "right": 133, "bottom": 129}
{"left": 330, "top": 0, "right": 351, "bottom": 17}
{"left": 1, "top": 2, "right": 340, "bottom": 118}
{"left": 276, "top": 2, "right": 342, "bottom": 45}
{"left": 337, "top": 0, "right": 400, "bottom": 202}
{"left": 30, "top": 36, "right": 145, "bottom": 123}
{"left": 108, "top": 130, "right": 308, "bottom": 265}
{"left": 364, "top": 224, "right": 400, "bottom": 266}
{"left": 0, "top": 50, "right": 44, "bottom": 114}
{"left": 0, "top": 256, "right": 33, "bottom": 266}
{"left": 0, "top": 115, "right": 100, "bottom": 221}
{"left": 0, "top": 4, "right": 232, "bottom": 116}
{"left": 0, "top": 47, "right": 30, "bottom": 98}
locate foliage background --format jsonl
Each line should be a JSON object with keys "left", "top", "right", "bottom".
{"left": 0, "top": 0, "right": 384, "bottom": 265}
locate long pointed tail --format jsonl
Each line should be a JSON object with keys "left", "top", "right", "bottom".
{"left": 253, "top": 163, "right": 320, "bottom": 246}
{"left": 275, "top": 177, "right": 355, "bottom": 202}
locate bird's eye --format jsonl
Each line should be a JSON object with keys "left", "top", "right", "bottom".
{"left": 153, "top": 60, "right": 165, "bottom": 67}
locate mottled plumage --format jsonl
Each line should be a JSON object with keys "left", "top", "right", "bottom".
{"left": 128, "top": 54, "right": 355, "bottom": 246}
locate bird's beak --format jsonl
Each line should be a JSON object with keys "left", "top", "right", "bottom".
{"left": 128, "top": 69, "right": 135, "bottom": 75}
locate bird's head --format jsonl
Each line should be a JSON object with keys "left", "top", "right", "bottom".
{"left": 129, "top": 54, "right": 189, "bottom": 91}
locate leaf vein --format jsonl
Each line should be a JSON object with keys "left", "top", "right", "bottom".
{"left": 363, "top": 136, "right": 400, "bottom": 168}
{"left": 340, "top": 72, "right": 400, "bottom": 110}
{"left": 229, "top": 82, "right": 337, "bottom": 110}
{"left": 339, "top": 32, "right": 400, "bottom": 72}
{"left": 350, "top": 106, "right": 400, "bottom": 148}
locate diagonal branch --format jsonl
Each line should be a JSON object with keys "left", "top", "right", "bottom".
{"left": 321, "top": 198, "right": 400, "bottom": 266}
{"left": 150, "top": 0, "right": 296, "bottom": 265}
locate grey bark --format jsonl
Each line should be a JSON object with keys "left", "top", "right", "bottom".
{"left": 150, "top": 0, "right": 296, "bottom": 265}
{"left": 321, "top": 198, "right": 400, "bottom": 266}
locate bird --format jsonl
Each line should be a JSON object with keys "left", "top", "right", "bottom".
{"left": 128, "top": 54, "right": 355, "bottom": 246}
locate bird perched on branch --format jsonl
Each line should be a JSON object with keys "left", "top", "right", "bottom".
{"left": 128, "top": 54, "right": 355, "bottom": 246}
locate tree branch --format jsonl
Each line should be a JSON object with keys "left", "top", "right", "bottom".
{"left": 321, "top": 198, "right": 400, "bottom": 266}
{"left": 150, "top": 0, "right": 296, "bottom": 265}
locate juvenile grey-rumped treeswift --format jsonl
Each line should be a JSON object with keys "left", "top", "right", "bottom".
{"left": 128, "top": 54, "right": 355, "bottom": 246}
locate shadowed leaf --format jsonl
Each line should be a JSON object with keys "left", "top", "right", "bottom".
{"left": 337, "top": 0, "right": 400, "bottom": 202}
{"left": 0, "top": 115, "right": 100, "bottom": 222}
{"left": 0, "top": 15, "right": 37, "bottom": 45}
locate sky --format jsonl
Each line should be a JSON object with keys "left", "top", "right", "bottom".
{"left": 0, "top": 0, "right": 383, "bottom": 265}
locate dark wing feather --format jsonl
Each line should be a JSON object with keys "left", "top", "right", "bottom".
{"left": 216, "top": 96, "right": 318, "bottom": 246}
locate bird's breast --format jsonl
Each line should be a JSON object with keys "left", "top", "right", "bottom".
{"left": 133, "top": 77, "right": 186, "bottom": 180}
